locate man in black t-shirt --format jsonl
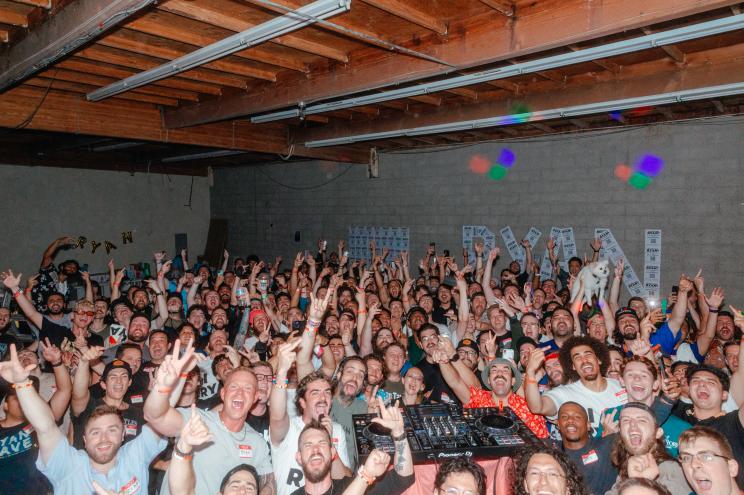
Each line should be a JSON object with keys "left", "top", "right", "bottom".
{"left": 247, "top": 361, "right": 273, "bottom": 439}
{"left": 291, "top": 399, "right": 414, "bottom": 495}
{"left": 416, "top": 324, "right": 473, "bottom": 404}
{"left": 676, "top": 364, "right": 744, "bottom": 489}
{"left": 71, "top": 351, "right": 144, "bottom": 448}
{"left": 556, "top": 401, "right": 618, "bottom": 495}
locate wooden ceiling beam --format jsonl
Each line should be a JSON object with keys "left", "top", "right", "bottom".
{"left": 478, "top": 0, "right": 514, "bottom": 17}
{"left": 0, "top": 0, "right": 156, "bottom": 91}
{"left": 10, "top": 0, "right": 52, "bottom": 8}
{"left": 568, "top": 44, "right": 621, "bottom": 72}
{"left": 159, "top": 0, "right": 349, "bottom": 63}
{"left": 531, "top": 122, "right": 555, "bottom": 132}
{"left": 446, "top": 87, "right": 479, "bottom": 100}
{"left": 569, "top": 118, "right": 590, "bottom": 128}
{"left": 359, "top": 0, "right": 447, "bottom": 34}
{"left": 642, "top": 27, "right": 686, "bottom": 63}
{"left": 67, "top": 55, "right": 221, "bottom": 96}
{"left": 92, "top": 35, "right": 254, "bottom": 88}
{"left": 163, "top": 0, "right": 738, "bottom": 128}
{"left": 0, "top": 85, "right": 369, "bottom": 163}
{"left": 0, "top": 1, "right": 34, "bottom": 26}
{"left": 124, "top": 11, "right": 307, "bottom": 73}
{"left": 292, "top": 42, "right": 744, "bottom": 145}
{"left": 27, "top": 77, "right": 180, "bottom": 106}
{"left": 409, "top": 94, "right": 442, "bottom": 106}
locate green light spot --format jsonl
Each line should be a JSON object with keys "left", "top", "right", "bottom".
{"left": 488, "top": 164, "right": 508, "bottom": 181}
{"left": 628, "top": 172, "right": 652, "bottom": 189}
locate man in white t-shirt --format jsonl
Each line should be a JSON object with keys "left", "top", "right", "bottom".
{"left": 525, "top": 335, "right": 627, "bottom": 433}
{"left": 270, "top": 339, "right": 352, "bottom": 495}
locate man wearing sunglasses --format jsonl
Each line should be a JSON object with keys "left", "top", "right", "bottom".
{"left": 678, "top": 426, "right": 741, "bottom": 495}
{"left": 2, "top": 270, "right": 102, "bottom": 349}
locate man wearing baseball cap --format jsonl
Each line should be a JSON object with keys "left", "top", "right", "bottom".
{"left": 436, "top": 350, "right": 548, "bottom": 438}
{"left": 71, "top": 349, "right": 144, "bottom": 448}
{"left": 455, "top": 338, "right": 483, "bottom": 385}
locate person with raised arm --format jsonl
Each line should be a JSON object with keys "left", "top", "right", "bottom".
{"left": 0, "top": 344, "right": 166, "bottom": 494}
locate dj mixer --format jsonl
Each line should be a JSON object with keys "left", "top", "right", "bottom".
{"left": 353, "top": 403, "right": 540, "bottom": 463}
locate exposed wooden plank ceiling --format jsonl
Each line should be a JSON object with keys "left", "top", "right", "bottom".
{"left": 1, "top": 0, "right": 744, "bottom": 174}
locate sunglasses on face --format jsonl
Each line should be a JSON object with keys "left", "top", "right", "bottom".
{"left": 75, "top": 311, "right": 95, "bottom": 317}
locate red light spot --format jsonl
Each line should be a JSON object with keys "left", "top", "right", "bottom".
{"left": 628, "top": 106, "right": 653, "bottom": 117}
{"left": 469, "top": 155, "right": 491, "bottom": 175}
{"left": 614, "top": 164, "right": 633, "bottom": 182}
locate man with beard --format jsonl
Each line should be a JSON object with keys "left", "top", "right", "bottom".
{"left": 539, "top": 306, "right": 576, "bottom": 352}
{"left": 1, "top": 345, "right": 165, "bottom": 495}
{"left": 362, "top": 354, "right": 387, "bottom": 403}
{"left": 248, "top": 361, "right": 273, "bottom": 440}
{"left": 2, "top": 270, "right": 102, "bottom": 348}
{"left": 672, "top": 364, "right": 744, "bottom": 489}
{"left": 703, "top": 310, "right": 737, "bottom": 370}
{"left": 678, "top": 426, "right": 742, "bottom": 495}
{"left": 102, "top": 312, "right": 152, "bottom": 363}
{"left": 197, "top": 329, "right": 232, "bottom": 406}
{"left": 598, "top": 357, "right": 690, "bottom": 456}
{"left": 270, "top": 342, "right": 352, "bottom": 495}
{"left": 144, "top": 340, "right": 275, "bottom": 495}
{"left": 71, "top": 349, "right": 145, "bottom": 448}
{"left": 163, "top": 293, "right": 184, "bottom": 334}
{"left": 292, "top": 399, "right": 414, "bottom": 495}
{"left": 416, "top": 324, "right": 474, "bottom": 404}
{"left": 141, "top": 329, "right": 170, "bottom": 375}
{"left": 525, "top": 336, "right": 626, "bottom": 433}
{"left": 556, "top": 401, "right": 617, "bottom": 495}
{"left": 32, "top": 236, "right": 84, "bottom": 311}
{"left": 330, "top": 356, "right": 370, "bottom": 469}
{"left": 403, "top": 307, "right": 427, "bottom": 365}
{"left": 606, "top": 403, "right": 691, "bottom": 495}
{"left": 613, "top": 276, "right": 690, "bottom": 357}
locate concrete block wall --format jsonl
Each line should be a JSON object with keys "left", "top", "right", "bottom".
{"left": 1, "top": 165, "right": 210, "bottom": 279}
{"left": 212, "top": 116, "right": 744, "bottom": 301}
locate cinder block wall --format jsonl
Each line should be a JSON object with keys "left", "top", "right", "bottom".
{"left": 212, "top": 116, "right": 744, "bottom": 301}
{"left": 1, "top": 165, "right": 211, "bottom": 280}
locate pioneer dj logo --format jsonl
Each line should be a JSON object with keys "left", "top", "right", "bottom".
{"left": 437, "top": 451, "right": 473, "bottom": 458}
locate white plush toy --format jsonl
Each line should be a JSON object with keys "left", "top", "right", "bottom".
{"left": 570, "top": 259, "right": 610, "bottom": 305}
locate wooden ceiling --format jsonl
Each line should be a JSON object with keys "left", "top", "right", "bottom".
{"left": 1, "top": 0, "right": 744, "bottom": 174}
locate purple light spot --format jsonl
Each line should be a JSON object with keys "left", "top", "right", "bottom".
{"left": 498, "top": 148, "right": 516, "bottom": 168}
{"left": 609, "top": 111, "right": 623, "bottom": 121}
{"left": 635, "top": 154, "right": 664, "bottom": 177}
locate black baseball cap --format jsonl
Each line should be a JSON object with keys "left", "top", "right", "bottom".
{"left": 102, "top": 360, "right": 132, "bottom": 381}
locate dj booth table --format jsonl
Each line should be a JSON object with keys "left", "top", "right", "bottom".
{"left": 403, "top": 457, "right": 514, "bottom": 495}
{"left": 355, "top": 404, "right": 531, "bottom": 495}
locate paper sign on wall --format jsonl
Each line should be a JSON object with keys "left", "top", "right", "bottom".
{"left": 463, "top": 226, "right": 496, "bottom": 261}
{"left": 524, "top": 227, "right": 542, "bottom": 248}
{"left": 500, "top": 226, "right": 524, "bottom": 266}
{"left": 348, "top": 226, "right": 409, "bottom": 262}
{"left": 644, "top": 230, "right": 662, "bottom": 299}
{"left": 561, "top": 228, "right": 578, "bottom": 259}
{"left": 595, "top": 228, "right": 646, "bottom": 297}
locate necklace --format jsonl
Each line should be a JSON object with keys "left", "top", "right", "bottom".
{"left": 219, "top": 412, "right": 248, "bottom": 441}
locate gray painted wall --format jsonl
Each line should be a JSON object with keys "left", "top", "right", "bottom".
{"left": 212, "top": 116, "right": 744, "bottom": 301}
{"left": 2, "top": 165, "right": 210, "bottom": 279}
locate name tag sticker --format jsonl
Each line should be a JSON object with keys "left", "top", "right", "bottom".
{"left": 125, "top": 424, "right": 138, "bottom": 436}
{"left": 615, "top": 390, "right": 628, "bottom": 404}
{"left": 582, "top": 450, "right": 599, "bottom": 465}
{"left": 119, "top": 476, "right": 140, "bottom": 495}
{"left": 239, "top": 444, "right": 253, "bottom": 458}
{"left": 130, "top": 394, "right": 143, "bottom": 404}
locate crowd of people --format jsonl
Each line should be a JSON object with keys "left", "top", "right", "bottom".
{"left": 0, "top": 234, "right": 742, "bottom": 495}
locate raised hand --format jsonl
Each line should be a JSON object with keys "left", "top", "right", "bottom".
{"left": 160, "top": 260, "right": 172, "bottom": 276}
{"left": 488, "top": 248, "right": 500, "bottom": 261}
{"left": 154, "top": 251, "right": 166, "bottom": 263}
{"left": 81, "top": 271, "right": 90, "bottom": 284}
{"left": 0, "top": 270, "right": 21, "bottom": 291}
{"left": 155, "top": 339, "right": 196, "bottom": 388}
{"left": 276, "top": 338, "right": 301, "bottom": 375}
{"left": 526, "top": 348, "right": 546, "bottom": 376}
{"left": 437, "top": 335, "right": 457, "bottom": 360}
{"left": 730, "top": 305, "right": 744, "bottom": 329}
{"left": 179, "top": 404, "right": 214, "bottom": 448}
{"left": 371, "top": 397, "right": 405, "bottom": 437}
{"left": 627, "top": 453, "right": 659, "bottom": 480}
{"left": 0, "top": 345, "right": 35, "bottom": 384}
{"left": 599, "top": 409, "right": 619, "bottom": 437}
{"left": 91, "top": 481, "right": 118, "bottom": 495}
{"left": 521, "top": 239, "right": 531, "bottom": 249}
{"left": 705, "top": 287, "right": 725, "bottom": 310}
{"left": 80, "top": 346, "right": 104, "bottom": 363}
{"left": 308, "top": 285, "right": 333, "bottom": 322}
{"left": 362, "top": 449, "right": 391, "bottom": 478}
{"left": 590, "top": 238, "right": 602, "bottom": 252}
{"left": 693, "top": 268, "right": 704, "bottom": 294}
{"left": 614, "top": 258, "right": 625, "bottom": 278}
{"left": 41, "top": 337, "right": 62, "bottom": 365}
{"left": 628, "top": 337, "right": 652, "bottom": 357}
{"left": 678, "top": 274, "right": 694, "bottom": 294}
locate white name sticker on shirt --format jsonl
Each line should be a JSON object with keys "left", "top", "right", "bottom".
{"left": 582, "top": 450, "right": 599, "bottom": 465}
{"left": 239, "top": 444, "right": 253, "bottom": 459}
{"left": 130, "top": 394, "right": 143, "bottom": 404}
{"left": 125, "top": 423, "right": 138, "bottom": 436}
{"left": 615, "top": 389, "right": 628, "bottom": 404}
{"left": 119, "top": 476, "right": 140, "bottom": 495}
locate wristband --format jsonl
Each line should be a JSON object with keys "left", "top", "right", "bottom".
{"left": 708, "top": 308, "right": 719, "bottom": 313}
{"left": 179, "top": 373, "right": 189, "bottom": 378}
{"left": 592, "top": 248, "right": 600, "bottom": 252}
{"left": 357, "top": 467, "right": 375, "bottom": 485}
{"left": 158, "top": 387, "right": 173, "bottom": 394}
{"left": 51, "top": 361, "right": 63, "bottom": 367}
{"left": 173, "top": 443, "right": 193, "bottom": 461}
{"left": 358, "top": 309, "right": 367, "bottom": 316}
{"left": 12, "top": 291, "right": 22, "bottom": 300}
{"left": 524, "top": 377, "right": 538, "bottom": 385}
{"left": 392, "top": 432, "right": 407, "bottom": 442}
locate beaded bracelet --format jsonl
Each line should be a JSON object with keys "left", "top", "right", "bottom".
{"left": 12, "top": 380, "right": 33, "bottom": 390}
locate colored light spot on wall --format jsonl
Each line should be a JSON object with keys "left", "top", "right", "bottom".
{"left": 609, "top": 111, "right": 623, "bottom": 122}
{"left": 469, "top": 155, "right": 491, "bottom": 175}
{"left": 628, "top": 106, "right": 653, "bottom": 117}
{"left": 488, "top": 164, "right": 508, "bottom": 181}
{"left": 614, "top": 164, "right": 633, "bottom": 181}
{"left": 497, "top": 148, "right": 516, "bottom": 168}
{"left": 635, "top": 154, "right": 664, "bottom": 177}
{"left": 628, "top": 172, "right": 652, "bottom": 189}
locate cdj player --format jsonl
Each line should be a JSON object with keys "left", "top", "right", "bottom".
{"left": 353, "top": 403, "right": 540, "bottom": 463}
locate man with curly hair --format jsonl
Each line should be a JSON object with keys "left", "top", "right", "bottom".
{"left": 434, "top": 457, "right": 487, "bottom": 495}
{"left": 513, "top": 443, "right": 590, "bottom": 495}
{"left": 525, "top": 335, "right": 627, "bottom": 433}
